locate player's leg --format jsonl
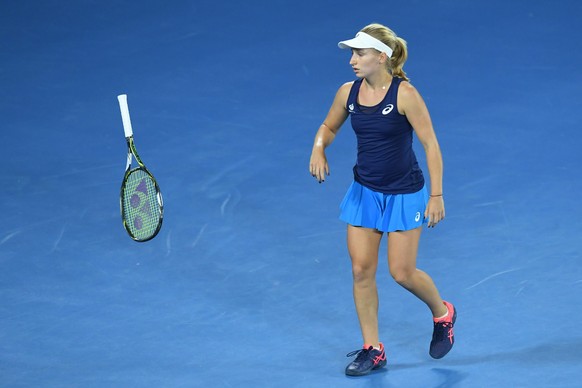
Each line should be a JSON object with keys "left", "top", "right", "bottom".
{"left": 387, "top": 227, "right": 456, "bottom": 358}
{"left": 387, "top": 227, "right": 446, "bottom": 315}
{"left": 348, "top": 225, "right": 383, "bottom": 346}
{"left": 345, "top": 225, "right": 387, "bottom": 376}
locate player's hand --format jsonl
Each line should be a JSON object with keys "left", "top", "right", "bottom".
{"left": 309, "top": 149, "right": 330, "bottom": 183}
{"left": 425, "top": 196, "right": 445, "bottom": 228}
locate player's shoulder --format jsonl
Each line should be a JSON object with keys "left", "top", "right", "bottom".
{"left": 340, "top": 81, "right": 355, "bottom": 91}
{"left": 397, "top": 79, "right": 417, "bottom": 96}
{"left": 336, "top": 81, "right": 354, "bottom": 98}
{"left": 397, "top": 79, "right": 424, "bottom": 104}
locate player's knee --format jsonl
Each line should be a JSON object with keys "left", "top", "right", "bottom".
{"left": 390, "top": 266, "right": 414, "bottom": 286}
{"left": 351, "top": 262, "right": 375, "bottom": 284}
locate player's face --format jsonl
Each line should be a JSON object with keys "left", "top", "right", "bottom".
{"left": 349, "top": 48, "right": 382, "bottom": 78}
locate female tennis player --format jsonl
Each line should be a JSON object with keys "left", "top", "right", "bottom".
{"left": 309, "top": 23, "right": 456, "bottom": 376}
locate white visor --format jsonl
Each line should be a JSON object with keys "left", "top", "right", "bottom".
{"left": 338, "top": 31, "right": 393, "bottom": 58}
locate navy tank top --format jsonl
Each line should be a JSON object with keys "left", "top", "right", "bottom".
{"left": 346, "top": 77, "right": 424, "bottom": 194}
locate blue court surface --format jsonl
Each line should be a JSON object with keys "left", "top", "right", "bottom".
{"left": 2, "top": 1, "right": 582, "bottom": 387}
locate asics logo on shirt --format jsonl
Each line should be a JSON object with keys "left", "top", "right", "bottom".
{"left": 382, "top": 104, "right": 394, "bottom": 115}
{"left": 348, "top": 103, "right": 355, "bottom": 113}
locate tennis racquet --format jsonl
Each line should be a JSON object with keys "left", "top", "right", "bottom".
{"left": 117, "top": 94, "right": 163, "bottom": 242}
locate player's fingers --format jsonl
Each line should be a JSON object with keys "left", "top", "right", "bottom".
{"left": 318, "top": 168, "right": 325, "bottom": 183}
{"left": 428, "top": 209, "right": 437, "bottom": 228}
{"left": 424, "top": 206, "right": 433, "bottom": 227}
{"left": 430, "top": 211, "right": 443, "bottom": 228}
{"left": 312, "top": 165, "right": 321, "bottom": 182}
{"left": 310, "top": 164, "right": 320, "bottom": 180}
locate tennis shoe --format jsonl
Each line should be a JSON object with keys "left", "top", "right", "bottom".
{"left": 345, "top": 342, "right": 387, "bottom": 376}
{"left": 429, "top": 301, "right": 456, "bottom": 359}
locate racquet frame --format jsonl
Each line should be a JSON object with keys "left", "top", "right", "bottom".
{"left": 118, "top": 94, "right": 164, "bottom": 242}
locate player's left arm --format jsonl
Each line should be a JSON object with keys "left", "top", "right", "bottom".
{"left": 398, "top": 81, "right": 445, "bottom": 228}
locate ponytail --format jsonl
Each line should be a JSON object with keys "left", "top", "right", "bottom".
{"left": 390, "top": 36, "right": 409, "bottom": 81}
{"left": 361, "top": 23, "right": 410, "bottom": 81}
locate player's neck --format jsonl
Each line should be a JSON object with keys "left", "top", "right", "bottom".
{"left": 364, "top": 73, "right": 392, "bottom": 92}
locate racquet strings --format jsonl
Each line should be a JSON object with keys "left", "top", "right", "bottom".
{"left": 122, "top": 169, "right": 161, "bottom": 240}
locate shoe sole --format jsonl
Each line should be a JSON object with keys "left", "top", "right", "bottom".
{"left": 345, "top": 360, "right": 387, "bottom": 376}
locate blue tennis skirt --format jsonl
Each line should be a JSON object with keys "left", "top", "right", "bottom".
{"left": 339, "top": 181, "right": 429, "bottom": 232}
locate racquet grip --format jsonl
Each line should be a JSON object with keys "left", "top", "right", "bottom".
{"left": 117, "top": 94, "right": 134, "bottom": 138}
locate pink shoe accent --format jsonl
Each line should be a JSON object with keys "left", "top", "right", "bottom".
{"left": 363, "top": 342, "right": 384, "bottom": 351}
{"left": 434, "top": 301, "right": 455, "bottom": 344}
{"left": 433, "top": 301, "right": 454, "bottom": 323}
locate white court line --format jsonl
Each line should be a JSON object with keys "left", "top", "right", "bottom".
{"left": 220, "top": 194, "right": 231, "bottom": 216}
{"left": 191, "top": 224, "right": 208, "bottom": 248}
{"left": 165, "top": 229, "right": 172, "bottom": 257}
{"left": 0, "top": 230, "right": 21, "bottom": 245}
{"left": 51, "top": 224, "right": 67, "bottom": 252}
{"left": 466, "top": 268, "right": 521, "bottom": 290}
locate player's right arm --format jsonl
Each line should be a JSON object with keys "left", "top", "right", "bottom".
{"left": 309, "top": 82, "right": 352, "bottom": 183}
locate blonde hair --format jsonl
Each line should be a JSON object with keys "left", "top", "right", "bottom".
{"left": 361, "top": 23, "right": 409, "bottom": 81}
